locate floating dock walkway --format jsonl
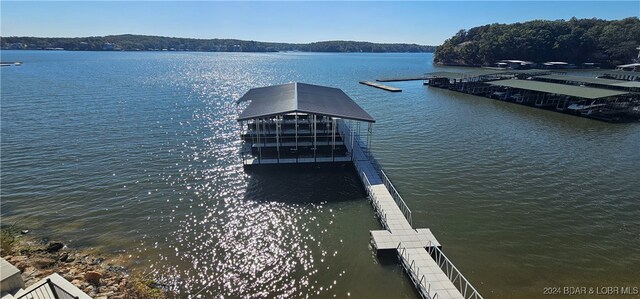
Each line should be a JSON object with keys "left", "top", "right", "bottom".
{"left": 359, "top": 81, "right": 402, "bottom": 92}
{"left": 340, "top": 121, "right": 482, "bottom": 299}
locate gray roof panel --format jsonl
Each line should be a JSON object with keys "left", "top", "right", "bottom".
{"left": 237, "top": 83, "right": 297, "bottom": 119}
{"left": 487, "top": 79, "right": 629, "bottom": 99}
{"left": 600, "top": 70, "right": 640, "bottom": 76}
{"left": 536, "top": 74, "right": 636, "bottom": 86}
{"left": 237, "top": 82, "right": 375, "bottom": 122}
{"left": 611, "top": 81, "right": 640, "bottom": 88}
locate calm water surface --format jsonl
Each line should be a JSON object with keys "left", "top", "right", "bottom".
{"left": 1, "top": 51, "right": 639, "bottom": 298}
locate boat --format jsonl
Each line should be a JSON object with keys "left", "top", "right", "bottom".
{"left": 0, "top": 61, "right": 23, "bottom": 66}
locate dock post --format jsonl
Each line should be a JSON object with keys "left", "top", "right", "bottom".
{"left": 350, "top": 120, "right": 354, "bottom": 160}
{"left": 313, "top": 114, "right": 317, "bottom": 162}
{"left": 256, "top": 118, "right": 261, "bottom": 163}
{"left": 295, "top": 114, "right": 298, "bottom": 163}
{"left": 332, "top": 118, "right": 336, "bottom": 161}
{"left": 276, "top": 115, "right": 280, "bottom": 162}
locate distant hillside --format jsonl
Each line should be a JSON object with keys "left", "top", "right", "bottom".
{"left": 434, "top": 17, "right": 640, "bottom": 67}
{"left": 0, "top": 34, "right": 435, "bottom": 53}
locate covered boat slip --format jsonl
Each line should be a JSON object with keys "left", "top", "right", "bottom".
{"left": 486, "top": 79, "right": 629, "bottom": 99}
{"left": 423, "top": 69, "right": 640, "bottom": 122}
{"left": 423, "top": 69, "right": 558, "bottom": 96}
{"left": 485, "top": 79, "right": 638, "bottom": 121}
{"left": 424, "top": 69, "right": 555, "bottom": 84}
{"left": 239, "top": 115, "right": 368, "bottom": 165}
{"left": 534, "top": 74, "right": 640, "bottom": 92}
{"left": 424, "top": 70, "right": 509, "bottom": 85}
{"left": 237, "top": 82, "right": 374, "bottom": 165}
{"left": 598, "top": 69, "right": 640, "bottom": 81}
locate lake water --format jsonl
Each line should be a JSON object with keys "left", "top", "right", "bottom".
{"left": 1, "top": 51, "right": 639, "bottom": 298}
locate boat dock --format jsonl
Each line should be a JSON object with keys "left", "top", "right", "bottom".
{"left": 359, "top": 81, "right": 402, "bottom": 92}
{"left": 236, "top": 82, "right": 483, "bottom": 299}
{"left": 342, "top": 122, "right": 481, "bottom": 299}
{"left": 424, "top": 70, "right": 640, "bottom": 123}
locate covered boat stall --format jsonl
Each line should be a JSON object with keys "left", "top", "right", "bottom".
{"left": 598, "top": 70, "right": 640, "bottom": 81}
{"left": 534, "top": 74, "right": 640, "bottom": 93}
{"left": 486, "top": 79, "right": 638, "bottom": 122}
{"left": 423, "top": 69, "right": 555, "bottom": 95}
{"left": 236, "top": 82, "right": 375, "bottom": 166}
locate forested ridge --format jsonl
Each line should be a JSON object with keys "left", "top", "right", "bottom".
{"left": 434, "top": 17, "right": 640, "bottom": 67}
{"left": 0, "top": 34, "right": 435, "bottom": 53}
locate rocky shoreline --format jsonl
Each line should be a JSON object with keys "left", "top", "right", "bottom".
{"left": 1, "top": 230, "right": 165, "bottom": 299}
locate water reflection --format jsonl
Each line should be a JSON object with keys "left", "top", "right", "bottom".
{"left": 153, "top": 166, "right": 363, "bottom": 298}
{"left": 3, "top": 51, "right": 638, "bottom": 299}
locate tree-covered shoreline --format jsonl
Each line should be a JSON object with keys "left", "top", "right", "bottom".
{"left": 434, "top": 17, "right": 640, "bottom": 67}
{"left": 0, "top": 34, "right": 435, "bottom": 53}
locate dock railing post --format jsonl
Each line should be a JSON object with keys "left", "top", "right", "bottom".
{"left": 262, "top": 117, "right": 266, "bottom": 146}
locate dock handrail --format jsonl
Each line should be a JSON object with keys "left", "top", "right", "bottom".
{"left": 361, "top": 171, "right": 389, "bottom": 229}
{"left": 380, "top": 170, "right": 413, "bottom": 227}
{"left": 397, "top": 243, "right": 439, "bottom": 299}
{"left": 353, "top": 132, "right": 383, "bottom": 173}
{"left": 425, "top": 241, "right": 484, "bottom": 299}
{"left": 17, "top": 278, "right": 80, "bottom": 299}
{"left": 341, "top": 120, "right": 413, "bottom": 227}
{"left": 339, "top": 119, "right": 482, "bottom": 299}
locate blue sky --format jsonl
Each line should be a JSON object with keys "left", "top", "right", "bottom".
{"left": 1, "top": 1, "right": 638, "bottom": 45}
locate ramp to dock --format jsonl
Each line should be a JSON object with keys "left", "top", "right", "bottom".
{"left": 398, "top": 245, "right": 471, "bottom": 299}
{"left": 340, "top": 120, "right": 482, "bottom": 299}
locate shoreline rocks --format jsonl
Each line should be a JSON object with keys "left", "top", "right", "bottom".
{"left": 1, "top": 236, "right": 166, "bottom": 299}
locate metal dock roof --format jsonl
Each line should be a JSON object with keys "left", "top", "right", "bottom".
{"left": 610, "top": 81, "right": 640, "bottom": 88}
{"left": 237, "top": 82, "right": 375, "bottom": 122}
{"left": 426, "top": 69, "right": 552, "bottom": 80}
{"left": 425, "top": 71, "right": 469, "bottom": 80}
{"left": 600, "top": 69, "right": 640, "bottom": 76}
{"left": 426, "top": 69, "right": 506, "bottom": 79}
{"left": 487, "top": 79, "right": 629, "bottom": 99}
{"left": 536, "top": 74, "right": 640, "bottom": 87}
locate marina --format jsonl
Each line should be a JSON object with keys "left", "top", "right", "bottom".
{"left": 237, "top": 82, "right": 483, "bottom": 299}
{"left": 424, "top": 70, "right": 640, "bottom": 122}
